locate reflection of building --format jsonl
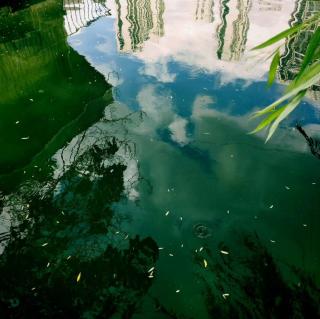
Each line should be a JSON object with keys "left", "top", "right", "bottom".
{"left": 194, "top": 0, "right": 214, "bottom": 22}
{"left": 63, "top": 0, "right": 111, "bottom": 35}
{"left": 279, "top": 0, "right": 320, "bottom": 100}
{"left": 114, "top": 0, "right": 165, "bottom": 52}
{"left": 257, "top": 0, "right": 283, "bottom": 12}
{"left": 216, "top": 0, "right": 252, "bottom": 61}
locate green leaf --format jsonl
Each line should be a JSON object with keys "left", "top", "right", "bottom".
{"left": 266, "top": 91, "right": 306, "bottom": 142}
{"left": 267, "top": 50, "right": 280, "bottom": 86}
{"left": 252, "top": 24, "right": 306, "bottom": 50}
{"left": 286, "top": 61, "right": 320, "bottom": 92}
{"left": 250, "top": 107, "right": 285, "bottom": 134}
{"left": 297, "top": 27, "right": 320, "bottom": 78}
{"left": 254, "top": 62, "right": 320, "bottom": 118}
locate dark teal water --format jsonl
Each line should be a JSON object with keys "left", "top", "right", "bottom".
{"left": 0, "top": 0, "right": 320, "bottom": 318}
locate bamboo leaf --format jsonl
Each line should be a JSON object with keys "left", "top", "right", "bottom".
{"left": 298, "top": 27, "right": 320, "bottom": 77}
{"left": 252, "top": 24, "right": 306, "bottom": 50}
{"left": 250, "top": 107, "right": 285, "bottom": 134}
{"left": 266, "top": 91, "right": 306, "bottom": 142}
{"left": 268, "top": 50, "right": 280, "bottom": 86}
{"left": 286, "top": 61, "right": 320, "bottom": 92}
{"left": 254, "top": 63, "right": 320, "bottom": 118}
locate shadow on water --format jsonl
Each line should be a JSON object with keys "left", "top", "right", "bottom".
{"left": 0, "top": 120, "right": 159, "bottom": 318}
{"left": 0, "top": 0, "right": 112, "bottom": 190}
{"left": 192, "top": 233, "right": 320, "bottom": 319}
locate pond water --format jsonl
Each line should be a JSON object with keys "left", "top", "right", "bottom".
{"left": 0, "top": 0, "right": 320, "bottom": 318}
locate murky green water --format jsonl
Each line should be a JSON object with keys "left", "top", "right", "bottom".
{"left": 1, "top": 0, "right": 320, "bottom": 318}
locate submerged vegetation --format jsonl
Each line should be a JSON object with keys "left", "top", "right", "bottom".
{"left": 252, "top": 13, "right": 320, "bottom": 141}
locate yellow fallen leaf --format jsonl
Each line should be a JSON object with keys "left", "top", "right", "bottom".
{"left": 204, "top": 259, "right": 208, "bottom": 268}
{"left": 76, "top": 272, "right": 81, "bottom": 283}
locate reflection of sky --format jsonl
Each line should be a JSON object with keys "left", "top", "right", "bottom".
{"left": 69, "top": 10, "right": 319, "bottom": 138}
{"left": 63, "top": 4, "right": 320, "bottom": 314}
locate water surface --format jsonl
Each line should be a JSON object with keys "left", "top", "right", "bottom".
{"left": 0, "top": 0, "right": 320, "bottom": 318}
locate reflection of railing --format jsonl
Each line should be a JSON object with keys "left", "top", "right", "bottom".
{"left": 64, "top": 0, "right": 111, "bottom": 35}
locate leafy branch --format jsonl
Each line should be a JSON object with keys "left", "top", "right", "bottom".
{"left": 251, "top": 13, "right": 320, "bottom": 142}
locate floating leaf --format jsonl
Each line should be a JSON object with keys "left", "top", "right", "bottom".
{"left": 76, "top": 272, "right": 81, "bottom": 283}
{"left": 203, "top": 259, "right": 208, "bottom": 268}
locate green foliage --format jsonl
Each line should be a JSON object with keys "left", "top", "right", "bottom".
{"left": 252, "top": 13, "right": 320, "bottom": 141}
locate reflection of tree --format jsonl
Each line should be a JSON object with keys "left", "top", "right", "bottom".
{"left": 278, "top": 0, "right": 320, "bottom": 101}
{"left": 114, "top": 0, "right": 165, "bottom": 52}
{"left": 217, "top": 0, "right": 252, "bottom": 61}
{"left": 0, "top": 113, "right": 158, "bottom": 317}
{"left": 193, "top": 234, "right": 320, "bottom": 318}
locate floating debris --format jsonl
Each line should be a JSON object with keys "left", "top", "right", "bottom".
{"left": 312, "top": 182, "right": 316, "bottom": 185}
{"left": 21, "top": 137, "right": 30, "bottom": 140}
{"left": 56, "top": 221, "right": 60, "bottom": 224}
{"left": 169, "top": 253, "right": 174, "bottom": 257}
{"left": 124, "top": 234, "right": 129, "bottom": 240}
{"left": 285, "top": 186, "right": 291, "bottom": 190}
{"left": 222, "top": 293, "right": 230, "bottom": 299}
{"left": 41, "top": 243, "right": 48, "bottom": 247}
{"left": 181, "top": 243, "right": 184, "bottom": 248}
{"left": 29, "top": 98, "right": 34, "bottom": 102}
{"left": 67, "top": 256, "right": 71, "bottom": 260}
{"left": 203, "top": 259, "right": 208, "bottom": 268}
{"left": 47, "top": 262, "right": 50, "bottom": 268}
{"left": 31, "top": 287, "right": 36, "bottom": 291}
{"left": 76, "top": 272, "right": 81, "bottom": 282}
{"left": 148, "top": 267, "right": 155, "bottom": 273}
{"left": 176, "top": 290, "right": 180, "bottom": 293}
{"left": 270, "top": 240, "right": 276, "bottom": 243}
{"left": 180, "top": 217, "right": 183, "bottom": 221}
{"left": 227, "top": 210, "right": 230, "bottom": 214}
{"left": 269, "top": 205, "right": 274, "bottom": 209}
{"left": 220, "top": 250, "right": 229, "bottom": 255}
{"left": 15, "top": 121, "right": 20, "bottom": 124}
{"left": 165, "top": 211, "right": 170, "bottom": 216}
{"left": 199, "top": 247, "right": 204, "bottom": 252}
{"left": 158, "top": 247, "right": 164, "bottom": 250}
{"left": 148, "top": 273, "right": 154, "bottom": 279}
{"left": 254, "top": 216, "right": 258, "bottom": 219}
{"left": 303, "top": 224, "right": 308, "bottom": 227}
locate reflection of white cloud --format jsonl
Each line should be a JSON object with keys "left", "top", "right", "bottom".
{"left": 140, "top": 61, "right": 176, "bottom": 83}
{"left": 169, "top": 116, "right": 189, "bottom": 145}
{"left": 137, "top": 85, "right": 173, "bottom": 125}
{"left": 192, "top": 95, "right": 216, "bottom": 119}
{"left": 107, "top": 0, "right": 295, "bottom": 83}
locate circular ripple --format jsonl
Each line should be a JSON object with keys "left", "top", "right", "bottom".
{"left": 193, "top": 223, "right": 212, "bottom": 238}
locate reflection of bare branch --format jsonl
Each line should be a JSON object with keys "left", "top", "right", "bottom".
{"left": 296, "top": 124, "right": 320, "bottom": 160}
